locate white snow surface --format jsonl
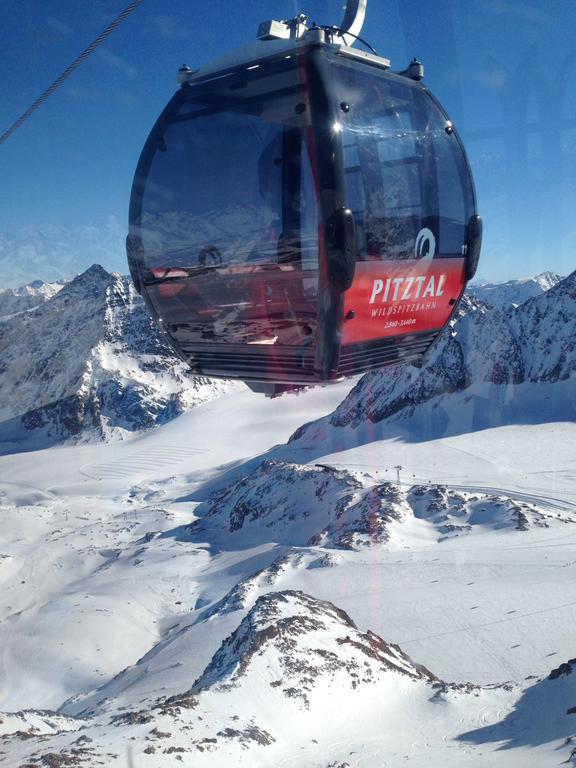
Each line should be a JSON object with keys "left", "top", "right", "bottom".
{"left": 0, "top": 381, "right": 575, "bottom": 766}
{"left": 0, "top": 270, "right": 575, "bottom": 766}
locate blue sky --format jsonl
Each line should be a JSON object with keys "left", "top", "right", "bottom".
{"left": 1, "top": 0, "right": 575, "bottom": 283}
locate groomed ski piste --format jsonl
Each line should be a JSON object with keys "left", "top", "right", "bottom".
{"left": 1, "top": 377, "right": 575, "bottom": 767}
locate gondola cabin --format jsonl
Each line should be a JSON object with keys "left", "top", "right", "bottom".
{"left": 127, "top": 23, "right": 481, "bottom": 395}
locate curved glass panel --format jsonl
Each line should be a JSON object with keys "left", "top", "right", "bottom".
{"left": 133, "top": 59, "right": 319, "bottom": 356}
{"left": 334, "top": 62, "right": 475, "bottom": 350}
{"left": 334, "top": 65, "right": 476, "bottom": 260}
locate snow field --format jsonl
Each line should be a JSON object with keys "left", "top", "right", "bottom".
{"left": 0, "top": 377, "right": 574, "bottom": 765}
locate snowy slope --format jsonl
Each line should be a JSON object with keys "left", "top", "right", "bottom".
{"left": 468, "top": 270, "right": 563, "bottom": 308}
{"left": 292, "top": 269, "right": 576, "bottom": 435}
{"left": 0, "top": 383, "right": 574, "bottom": 765}
{"left": 0, "top": 264, "right": 235, "bottom": 452}
{"left": 0, "top": 268, "right": 575, "bottom": 766}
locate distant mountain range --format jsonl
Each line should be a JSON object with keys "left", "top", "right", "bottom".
{"left": 0, "top": 277, "right": 65, "bottom": 319}
{"left": 0, "top": 219, "right": 126, "bottom": 289}
{"left": 0, "top": 264, "right": 235, "bottom": 453}
{"left": 0, "top": 266, "right": 571, "bottom": 453}
{"left": 468, "top": 271, "right": 563, "bottom": 308}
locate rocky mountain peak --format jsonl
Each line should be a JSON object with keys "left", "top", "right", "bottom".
{"left": 193, "top": 590, "right": 437, "bottom": 707}
{"left": 194, "top": 460, "right": 412, "bottom": 549}
{"left": 543, "top": 268, "right": 575, "bottom": 298}
{"left": 74, "top": 262, "right": 112, "bottom": 282}
{"left": 535, "top": 270, "right": 563, "bottom": 290}
{"left": 0, "top": 264, "right": 233, "bottom": 452}
{"left": 468, "top": 270, "right": 564, "bottom": 308}
{"left": 54, "top": 263, "right": 117, "bottom": 303}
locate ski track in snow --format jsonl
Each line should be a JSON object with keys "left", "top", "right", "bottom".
{"left": 0, "top": 382, "right": 575, "bottom": 764}
{"left": 319, "top": 462, "right": 576, "bottom": 515}
{"left": 80, "top": 445, "right": 209, "bottom": 480}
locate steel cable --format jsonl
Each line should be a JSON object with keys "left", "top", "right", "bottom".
{"left": 0, "top": 0, "right": 143, "bottom": 145}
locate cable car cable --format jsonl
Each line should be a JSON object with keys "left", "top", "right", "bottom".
{"left": 0, "top": 0, "right": 143, "bottom": 146}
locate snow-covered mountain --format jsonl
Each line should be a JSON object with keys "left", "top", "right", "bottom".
{"left": 195, "top": 590, "right": 438, "bottom": 696}
{"left": 3, "top": 267, "right": 572, "bottom": 453}
{"left": 292, "top": 270, "right": 576, "bottom": 436}
{"left": 0, "top": 278, "right": 65, "bottom": 320}
{"left": 0, "top": 590, "right": 456, "bottom": 766}
{"left": 192, "top": 460, "right": 567, "bottom": 552}
{"left": 0, "top": 218, "right": 126, "bottom": 289}
{"left": 0, "top": 264, "right": 235, "bottom": 452}
{"left": 4, "top": 586, "right": 576, "bottom": 767}
{"left": 0, "top": 375, "right": 574, "bottom": 766}
{"left": 0, "top": 268, "right": 575, "bottom": 767}
{"left": 468, "top": 271, "right": 563, "bottom": 308}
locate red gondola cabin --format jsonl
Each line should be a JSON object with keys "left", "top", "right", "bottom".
{"left": 127, "top": 27, "right": 481, "bottom": 395}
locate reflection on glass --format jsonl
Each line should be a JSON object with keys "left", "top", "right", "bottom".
{"left": 135, "top": 61, "right": 319, "bottom": 353}
{"left": 335, "top": 66, "right": 475, "bottom": 260}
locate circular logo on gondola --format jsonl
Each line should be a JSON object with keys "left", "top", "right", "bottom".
{"left": 415, "top": 228, "right": 436, "bottom": 261}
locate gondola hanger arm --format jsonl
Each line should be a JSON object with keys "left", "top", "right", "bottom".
{"left": 258, "top": 0, "right": 368, "bottom": 47}
{"left": 339, "top": 0, "right": 368, "bottom": 47}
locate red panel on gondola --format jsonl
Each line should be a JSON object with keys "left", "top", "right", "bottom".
{"left": 341, "top": 257, "right": 465, "bottom": 345}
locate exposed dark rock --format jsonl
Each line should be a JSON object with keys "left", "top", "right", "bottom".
{"left": 193, "top": 591, "right": 439, "bottom": 709}
{"left": 216, "top": 725, "right": 275, "bottom": 746}
{"left": 110, "top": 709, "right": 153, "bottom": 726}
{"left": 0, "top": 265, "right": 231, "bottom": 451}
{"left": 290, "top": 271, "right": 576, "bottom": 435}
{"left": 550, "top": 659, "right": 576, "bottom": 680}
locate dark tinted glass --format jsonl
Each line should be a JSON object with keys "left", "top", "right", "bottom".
{"left": 137, "top": 61, "right": 318, "bottom": 272}
{"left": 334, "top": 64, "right": 475, "bottom": 260}
{"left": 133, "top": 59, "right": 319, "bottom": 355}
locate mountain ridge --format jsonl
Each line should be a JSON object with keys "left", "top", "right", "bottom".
{"left": 0, "top": 263, "right": 235, "bottom": 452}
{"left": 468, "top": 270, "right": 563, "bottom": 308}
{"left": 290, "top": 270, "right": 576, "bottom": 437}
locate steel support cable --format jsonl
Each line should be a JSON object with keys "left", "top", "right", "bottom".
{"left": 0, "top": 0, "right": 143, "bottom": 146}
